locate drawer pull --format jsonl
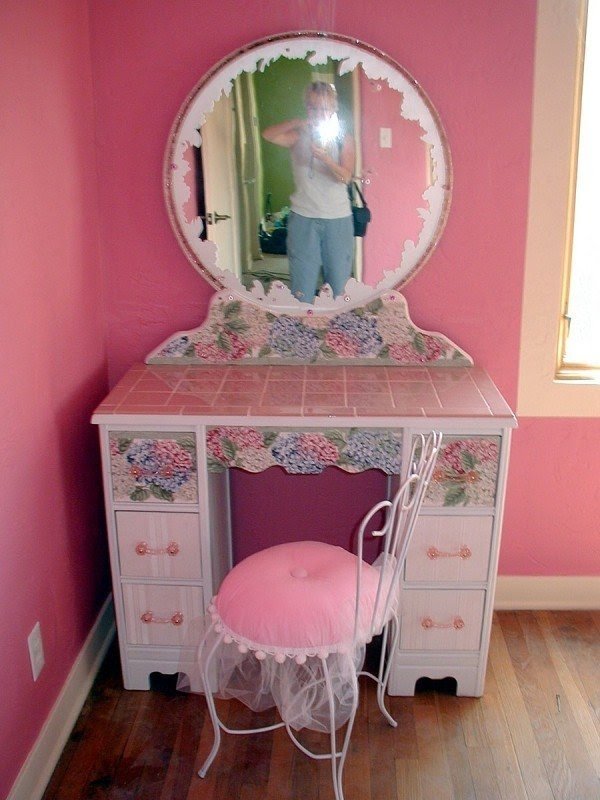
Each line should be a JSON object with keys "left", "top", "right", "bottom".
{"left": 427, "top": 545, "right": 472, "bottom": 560}
{"left": 421, "top": 615, "right": 465, "bottom": 630}
{"left": 135, "top": 541, "right": 180, "bottom": 557}
{"left": 140, "top": 611, "right": 184, "bottom": 626}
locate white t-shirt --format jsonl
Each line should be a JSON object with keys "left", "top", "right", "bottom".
{"left": 289, "top": 130, "right": 351, "bottom": 219}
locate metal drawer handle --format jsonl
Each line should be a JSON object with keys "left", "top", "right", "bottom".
{"left": 421, "top": 616, "right": 465, "bottom": 630}
{"left": 427, "top": 545, "right": 472, "bottom": 560}
{"left": 140, "top": 611, "right": 184, "bottom": 626}
{"left": 135, "top": 541, "right": 180, "bottom": 557}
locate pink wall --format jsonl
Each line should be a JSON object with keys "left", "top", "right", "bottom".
{"left": 360, "top": 73, "right": 430, "bottom": 284}
{"left": 5, "top": 0, "right": 599, "bottom": 793}
{"left": 87, "top": 0, "right": 600, "bottom": 578}
{"left": 0, "top": 2, "right": 109, "bottom": 796}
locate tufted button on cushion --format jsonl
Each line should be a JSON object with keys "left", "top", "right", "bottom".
{"left": 214, "top": 541, "right": 382, "bottom": 653}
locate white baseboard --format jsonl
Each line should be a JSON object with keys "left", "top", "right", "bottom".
{"left": 494, "top": 576, "right": 600, "bottom": 610}
{"left": 8, "top": 594, "right": 115, "bottom": 800}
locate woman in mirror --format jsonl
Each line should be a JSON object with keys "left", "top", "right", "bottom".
{"left": 262, "top": 82, "right": 355, "bottom": 301}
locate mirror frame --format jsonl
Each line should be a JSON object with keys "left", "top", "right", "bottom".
{"left": 164, "top": 31, "right": 452, "bottom": 314}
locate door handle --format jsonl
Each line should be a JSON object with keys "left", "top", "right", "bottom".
{"left": 206, "top": 212, "right": 231, "bottom": 224}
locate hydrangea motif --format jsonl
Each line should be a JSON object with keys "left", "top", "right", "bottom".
{"left": 206, "top": 427, "right": 265, "bottom": 463}
{"left": 426, "top": 437, "right": 500, "bottom": 506}
{"left": 121, "top": 438, "right": 196, "bottom": 501}
{"left": 327, "top": 312, "right": 383, "bottom": 356}
{"left": 195, "top": 329, "right": 249, "bottom": 362}
{"left": 268, "top": 316, "right": 320, "bottom": 360}
{"left": 344, "top": 430, "right": 403, "bottom": 474}
{"left": 158, "top": 335, "right": 189, "bottom": 357}
{"left": 271, "top": 432, "right": 339, "bottom": 474}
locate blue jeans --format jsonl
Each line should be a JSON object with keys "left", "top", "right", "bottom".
{"left": 287, "top": 212, "right": 354, "bottom": 301}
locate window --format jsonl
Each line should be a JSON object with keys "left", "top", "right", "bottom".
{"left": 559, "top": 0, "right": 600, "bottom": 378}
{"left": 518, "top": 0, "right": 598, "bottom": 416}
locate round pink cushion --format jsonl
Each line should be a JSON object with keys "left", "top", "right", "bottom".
{"left": 214, "top": 541, "right": 381, "bottom": 652}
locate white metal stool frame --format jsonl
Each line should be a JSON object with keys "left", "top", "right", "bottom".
{"left": 197, "top": 431, "right": 442, "bottom": 800}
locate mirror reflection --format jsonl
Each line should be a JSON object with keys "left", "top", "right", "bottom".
{"left": 168, "top": 35, "right": 450, "bottom": 310}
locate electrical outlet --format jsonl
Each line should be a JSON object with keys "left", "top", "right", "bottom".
{"left": 27, "top": 621, "right": 45, "bottom": 681}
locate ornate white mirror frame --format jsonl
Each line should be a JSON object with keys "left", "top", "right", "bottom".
{"left": 164, "top": 31, "right": 452, "bottom": 315}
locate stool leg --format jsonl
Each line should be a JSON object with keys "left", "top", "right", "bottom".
{"left": 376, "top": 617, "right": 400, "bottom": 728}
{"left": 198, "top": 630, "right": 225, "bottom": 778}
{"left": 323, "top": 657, "right": 359, "bottom": 800}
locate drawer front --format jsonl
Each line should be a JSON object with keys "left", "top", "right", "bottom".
{"left": 422, "top": 436, "right": 501, "bottom": 507}
{"left": 123, "top": 584, "right": 205, "bottom": 646}
{"left": 399, "top": 589, "right": 485, "bottom": 651}
{"left": 109, "top": 431, "right": 198, "bottom": 504}
{"left": 115, "top": 512, "right": 201, "bottom": 580}
{"left": 405, "top": 516, "right": 493, "bottom": 584}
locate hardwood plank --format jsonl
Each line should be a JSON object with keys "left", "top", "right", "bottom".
{"left": 42, "top": 613, "right": 600, "bottom": 800}
{"left": 487, "top": 615, "right": 553, "bottom": 800}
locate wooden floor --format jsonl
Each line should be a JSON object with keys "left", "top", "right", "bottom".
{"left": 42, "top": 611, "right": 600, "bottom": 800}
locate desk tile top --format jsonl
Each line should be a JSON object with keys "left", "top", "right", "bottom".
{"left": 94, "top": 365, "right": 515, "bottom": 421}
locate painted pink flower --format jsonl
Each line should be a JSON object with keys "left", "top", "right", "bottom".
{"left": 325, "top": 330, "right": 360, "bottom": 357}
{"left": 195, "top": 330, "right": 250, "bottom": 361}
{"left": 298, "top": 433, "right": 339, "bottom": 465}
{"left": 389, "top": 343, "right": 426, "bottom": 363}
{"left": 207, "top": 427, "right": 264, "bottom": 463}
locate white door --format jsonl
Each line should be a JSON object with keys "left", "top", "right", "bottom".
{"left": 200, "top": 92, "right": 241, "bottom": 278}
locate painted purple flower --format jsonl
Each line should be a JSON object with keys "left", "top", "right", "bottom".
{"left": 268, "top": 317, "right": 320, "bottom": 360}
{"left": 344, "top": 430, "right": 403, "bottom": 474}
{"left": 328, "top": 312, "right": 383, "bottom": 356}
{"left": 126, "top": 439, "right": 194, "bottom": 493}
{"left": 158, "top": 336, "right": 189, "bottom": 357}
{"left": 271, "top": 432, "right": 339, "bottom": 474}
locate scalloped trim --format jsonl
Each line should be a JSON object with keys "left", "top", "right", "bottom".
{"left": 208, "top": 602, "right": 353, "bottom": 664}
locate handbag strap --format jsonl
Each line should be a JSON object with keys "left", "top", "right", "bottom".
{"left": 349, "top": 180, "right": 368, "bottom": 209}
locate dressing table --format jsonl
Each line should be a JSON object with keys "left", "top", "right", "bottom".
{"left": 92, "top": 33, "right": 516, "bottom": 698}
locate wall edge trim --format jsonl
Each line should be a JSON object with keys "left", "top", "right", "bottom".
{"left": 494, "top": 576, "right": 600, "bottom": 610}
{"left": 8, "top": 595, "right": 115, "bottom": 800}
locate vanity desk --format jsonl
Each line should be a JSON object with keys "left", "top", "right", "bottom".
{"left": 93, "top": 32, "right": 516, "bottom": 698}
{"left": 93, "top": 305, "right": 515, "bottom": 696}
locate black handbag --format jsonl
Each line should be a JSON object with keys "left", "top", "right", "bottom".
{"left": 348, "top": 181, "right": 371, "bottom": 237}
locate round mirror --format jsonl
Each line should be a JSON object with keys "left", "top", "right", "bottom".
{"left": 165, "top": 32, "right": 451, "bottom": 313}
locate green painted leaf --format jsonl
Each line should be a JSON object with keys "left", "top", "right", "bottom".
{"left": 223, "top": 301, "right": 242, "bottom": 318}
{"left": 266, "top": 312, "right": 277, "bottom": 322}
{"left": 378, "top": 345, "right": 390, "bottom": 359}
{"left": 207, "top": 456, "right": 226, "bottom": 472}
{"left": 461, "top": 450, "right": 477, "bottom": 470}
{"left": 178, "top": 436, "right": 196, "bottom": 453}
{"left": 221, "top": 438, "right": 236, "bottom": 460}
{"left": 366, "top": 298, "right": 383, "bottom": 313}
{"left": 184, "top": 344, "right": 196, "bottom": 357}
{"left": 149, "top": 484, "right": 174, "bottom": 502}
{"left": 225, "top": 318, "right": 249, "bottom": 333}
{"left": 262, "top": 431, "right": 278, "bottom": 447}
{"left": 413, "top": 332, "right": 427, "bottom": 354}
{"left": 443, "top": 484, "right": 468, "bottom": 506}
{"left": 325, "top": 430, "right": 348, "bottom": 448}
{"left": 130, "top": 487, "right": 150, "bottom": 502}
{"left": 117, "top": 437, "right": 133, "bottom": 453}
{"left": 258, "top": 345, "right": 272, "bottom": 357}
{"left": 217, "top": 330, "right": 232, "bottom": 351}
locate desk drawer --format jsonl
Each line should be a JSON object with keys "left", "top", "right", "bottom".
{"left": 115, "top": 512, "right": 202, "bottom": 579}
{"left": 123, "top": 584, "right": 205, "bottom": 646}
{"left": 422, "top": 436, "right": 501, "bottom": 507}
{"left": 109, "top": 431, "right": 198, "bottom": 504}
{"left": 405, "top": 516, "right": 493, "bottom": 583}
{"left": 399, "top": 589, "right": 485, "bottom": 651}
